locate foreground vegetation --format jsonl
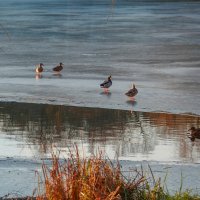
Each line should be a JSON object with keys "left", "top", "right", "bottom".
{"left": 35, "top": 149, "right": 200, "bottom": 200}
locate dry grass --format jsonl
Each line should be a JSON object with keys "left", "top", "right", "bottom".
{"left": 35, "top": 148, "right": 200, "bottom": 200}
{"left": 35, "top": 148, "right": 161, "bottom": 200}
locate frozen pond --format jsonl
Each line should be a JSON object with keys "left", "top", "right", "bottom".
{"left": 0, "top": 0, "right": 200, "bottom": 115}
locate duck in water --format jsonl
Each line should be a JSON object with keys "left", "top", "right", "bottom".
{"left": 125, "top": 83, "right": 138, "bottom": 100}
{"left": 188, "top": 127, "right": 200, "bottom": 141}
{"left": 53, "top": 62, "right": 64, "bottom": 73}
{"left": 100, "top": 75, "right": 112, "bottom": 92}
{"left": 35, "top": 63, "right": 44, "bottom": 73}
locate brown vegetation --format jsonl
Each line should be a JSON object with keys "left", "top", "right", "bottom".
{"left": 36, "top": 148, "right": 167, "bottom": 200}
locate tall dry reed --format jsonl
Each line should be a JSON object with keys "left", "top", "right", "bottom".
{"left": 35, "top": 148, "right": 200, "bottom": 200}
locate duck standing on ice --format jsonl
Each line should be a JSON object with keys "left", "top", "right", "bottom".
{"left": 53, "top": 62, "right": 64, "bottom": 73}
{"left": 100, "top": 75, "right": 112, "bottom": 92}
{"left": 35, "top": 63, "right": 44, "bottom": 73}
{"left": 125, "top": 83, "right": 138, "bottom": 100}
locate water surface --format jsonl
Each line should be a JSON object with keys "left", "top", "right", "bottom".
{"left": 0, "top": 102, "right": 200, "bottom": 163}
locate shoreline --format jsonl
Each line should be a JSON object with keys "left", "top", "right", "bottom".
{"left": 1, "top": 99, "right": 200, "bottom": 118}
{"left": 0, "top": 157, "right": 200, "bottom": 198}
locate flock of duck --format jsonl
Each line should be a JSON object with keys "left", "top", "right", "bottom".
{"left": 35, "top": 63, "right": 138, "bottom": 99}
{"left": 36, "top": 62, "right": 64, "bottom": 73}
{"left": 36, "top": 63, "right": 200, "bottom": 140}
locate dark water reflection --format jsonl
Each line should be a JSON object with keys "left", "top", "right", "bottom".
{"left": 0, "top": 102, "right": 200, "bottom": 163}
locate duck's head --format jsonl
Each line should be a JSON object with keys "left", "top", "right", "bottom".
{"left": 40, "top": 63, "right": 44, "bottom": 67}
{"left": 108, "top": 75, "right": 112, "bottom": 80}
{"left": 60, "top": 62, "right": 63, "bottom": 66}
{"left": 188, "top": 127, "right": 196, "bottom": 131}
{"left": 132, "top": 83, "right": 135, "bottom": 89}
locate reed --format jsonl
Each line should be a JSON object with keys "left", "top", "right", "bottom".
{"left": 35, "top": 148, "right": 200, "bottom": 200}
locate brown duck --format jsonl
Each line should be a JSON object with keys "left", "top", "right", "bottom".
{"left": 53, "top": 62, "right": 64, "bottom": 72}
{"left": 125, "top": 83, "right": 138, "bottom": 97}
{"left": 35, "top": 63, "right": 44, "bottom": 73}
{"left": 188, "top": 127, "right": 200, "bottom": 141}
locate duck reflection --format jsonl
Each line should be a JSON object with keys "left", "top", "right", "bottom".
{"left": 100, "top": 91, "right": 112, "bottom": 97}
{"left": 126, "top": 99, "right": 137, "bottom": 114}
{"left": 35, "top": 73, "right": 43, "bottom": 79}
{"left": 0, "top": 102, "right": 200, "bottom": 162}
{"left": 52, "top": 73, "right": 62, "bottom": 78}
{"left": 126, "top": 100, "right": 137, "bottom": 106}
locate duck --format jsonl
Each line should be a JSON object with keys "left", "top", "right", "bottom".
{"left": 125, "top": 83, "right": 138, "bottom": 98}
{"left": 100, "top": 75, "right": 112, "bottom": 91}
{"left": 53, "top": 62, "right": 63, "bottom": 73}
{"left": 35, "top": 63, "right": 44, "bottom": 73}
{"left": 188, "top": 127, "right": 200, "bottom": 141}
